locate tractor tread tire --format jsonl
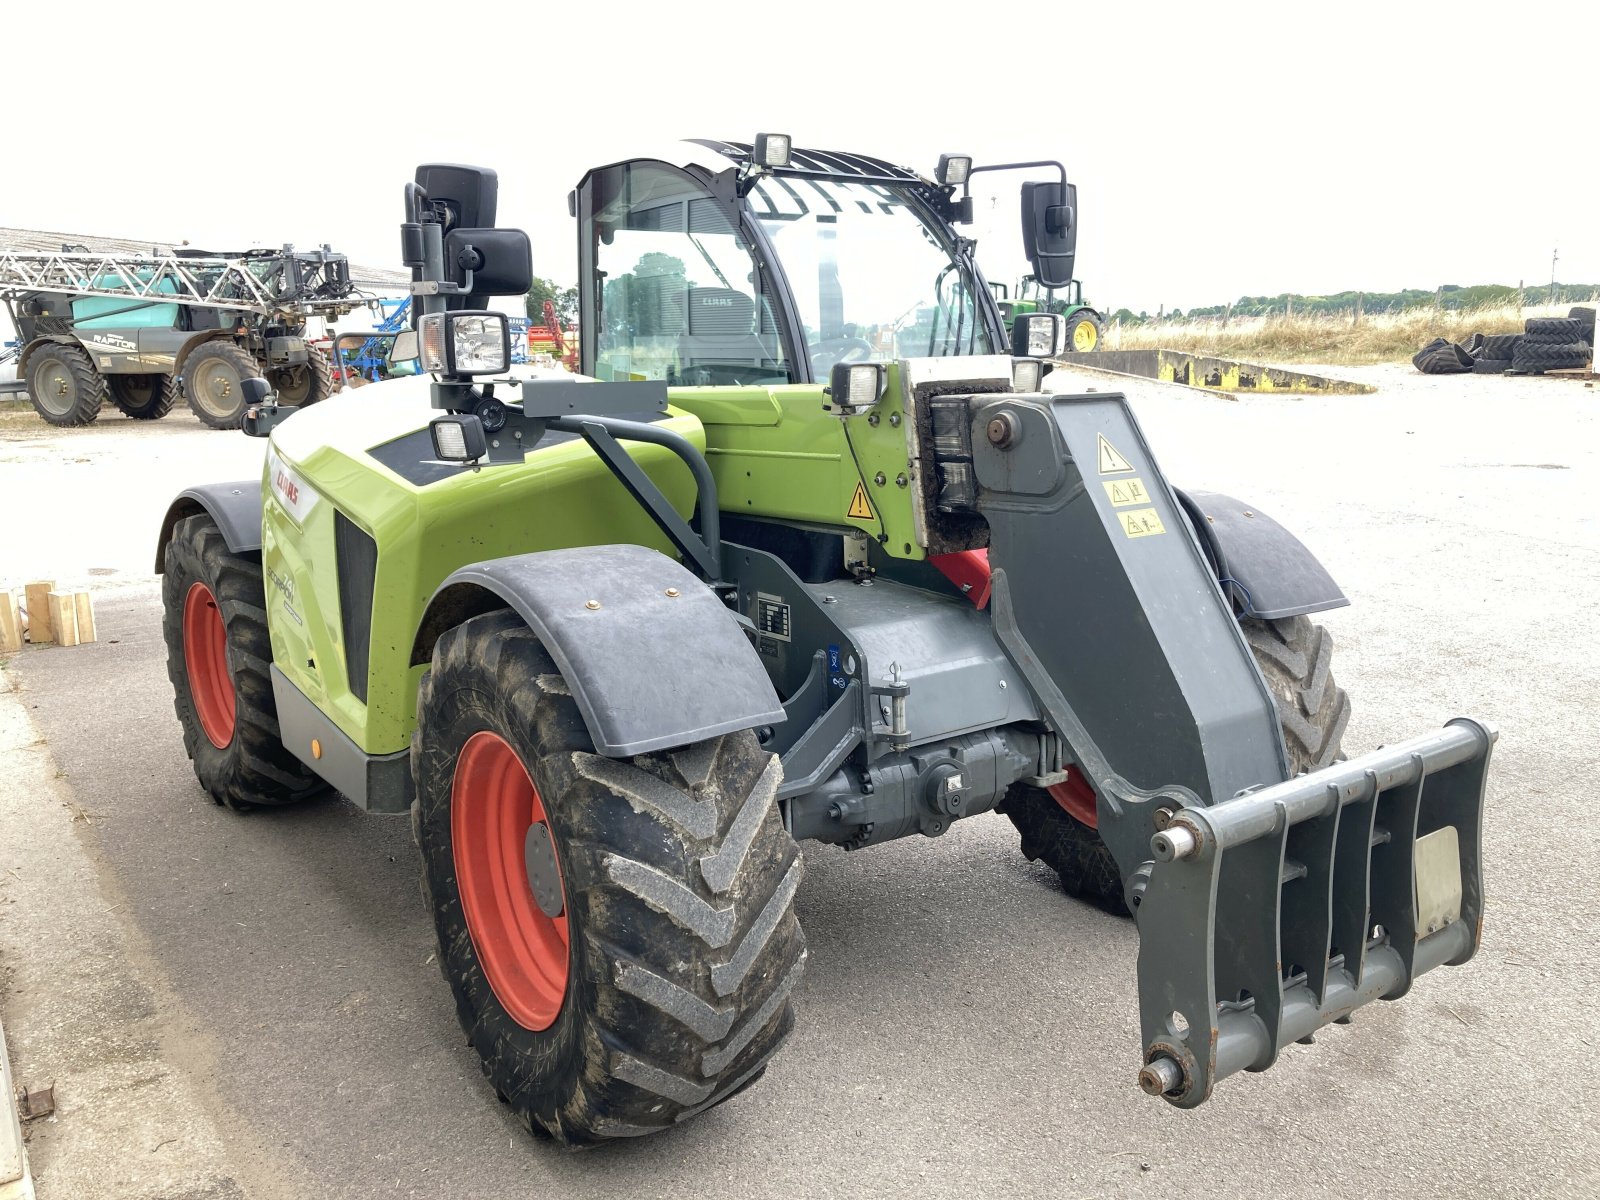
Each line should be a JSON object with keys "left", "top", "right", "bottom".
{"left": 108, "top": 372, "right": 177, "bottom": 420}
{"left": 161, "top": 514, "right": 321, "bottom": 810}
{"left": 1566, "top": 307, "right": 1594, "bottom": 344}
{"left": 412, "top": 610, "right": 805, "bottom": 1147}
{"left": 1000, "top": 615, "right": 1348, "bottom": 916}
{"left": 1478, "top": 334, "right": 1521, "bottom": 360}
{"left": 1524, "top": 317, "right": 1581, "bottom": 342}
{"left": 182, "top": 342, "right": 261, "bottom": 429}
{"left": 272, "top": 346, "right": 334, "bottom": 408}
{"left": 27, "top": 343, "right": 106, "bottom": 426}
{"left": 1241, "top": 616, "right": 1351, "bottom": 772}
{"left": 1472, "top": 357, "right": 1512, "bottom": 374}
{"left": 1416, "top": 349, "right": 1470, "bottom": 375}
{"left": 999, "top": 780, "right": 1128, "bottom": 915}
{"left": 1511, "top": 340, "right": 1591, "bottom": 373}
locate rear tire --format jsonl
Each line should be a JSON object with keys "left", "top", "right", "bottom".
{"left": 182, "top": 342, "right": 260, "bottom": 429}
{"left": 161, "top": 513, "right": 321, "bottom": 810}
{"left": 1001, "top": 614, "right": 1349, "bottom": 915}
{"left": 108, "top": 373, "right": 177, "bottom": 420}
{"left": 413, "top": 610, "right": 806, "bottom": 1145}
{"left": 26, "top": 344, "right": 105, "bottom": 426}
{"left": 271, "top": 347, "right": 334, "bottom": 407}
{"left": 1066, "top": 311, "right": 1102, "bottom": 352}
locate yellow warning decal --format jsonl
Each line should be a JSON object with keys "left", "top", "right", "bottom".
{"left": 1117, "top": 508, "right": 1166, "bottom": 539}
{"left": 847, "top": 480, "right": 875, "bottom": 520}
{"left": 1103, "top": 477, "right": 1150, "bottom": 508}
{"left": 1097, "top": 433, "right": 1135, "bottom": 474}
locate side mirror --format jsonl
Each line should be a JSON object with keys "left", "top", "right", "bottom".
{"left": 1021, "top": 180, "right": 1078, "bottom": 291}
{"left": 413, "top": 163, "right": 499, "bottom": 229}
{"left": 1011, "top": 312, "right": 1065, "bottom": 358}
{"left": 388, "top": 329, "right": 419, "bottom": 364}
{"left": 442, "top": 227, "right": 533, "bottom": 299}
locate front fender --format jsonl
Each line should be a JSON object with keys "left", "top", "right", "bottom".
{"left": 154, "top": 481, "right": 263, "bottom": 572}
{"left": 413, "top": 544, "right": 784, "bottom": 758}
{"left": 1174, "top": 488, "right": 1347, "bottom": 620}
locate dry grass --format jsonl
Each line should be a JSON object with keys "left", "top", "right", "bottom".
{"left": 1104, "top": 303, "right": 1579, "bottom": 365}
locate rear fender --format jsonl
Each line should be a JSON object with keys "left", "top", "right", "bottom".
{"left": 412, "top": 544, "right": 784, "bottom": 758}
{"left": 1174, "top": 488, "right": 1347, "bottom": 620}
{"left": 154, "top": 481, "right": 263, "bottom": 572}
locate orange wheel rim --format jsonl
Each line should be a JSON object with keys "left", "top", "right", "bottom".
{"left": 451, "top": 731, "right": 570, "bottom": 1031}
{"left": 1048, "top": 766, "right": 1098, "bottom": 828}
{"left": 183, "top": 581, "right": 236, "bottom": 748}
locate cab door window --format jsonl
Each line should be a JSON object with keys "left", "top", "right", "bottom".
{"left": 591, "top": 162, "right": 790, "bottom": 385}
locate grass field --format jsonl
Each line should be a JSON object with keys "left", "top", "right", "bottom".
{"left": 1104, "top": 302, "right": 1591, "bottom": 364}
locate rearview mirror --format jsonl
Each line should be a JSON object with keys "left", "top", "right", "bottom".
{"left": 1021, "top": 180, "right": 1078, "bottom": 291}
{"left": 388, "top": 329, "right": 419, "bottom": 364}
{"left": 442, "top": 227, "right": 533, "bottom": 299}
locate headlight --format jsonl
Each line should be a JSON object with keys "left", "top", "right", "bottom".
{"left": 1011, "top": 313, "right": 1065, "bottom": 359}
{"left": 418, "top": 311, "right": 511, "bottom": 376}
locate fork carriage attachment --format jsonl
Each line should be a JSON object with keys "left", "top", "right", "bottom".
{"left": 1131, "top": 718, "right": 1495, "bottom": 1106}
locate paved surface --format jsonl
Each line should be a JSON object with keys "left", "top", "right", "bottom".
{"left": 1, "top": 366, "right": 1597, "bottom": 1198}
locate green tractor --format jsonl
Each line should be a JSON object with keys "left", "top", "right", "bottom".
{"left": 155, "top": 139, "right": 1494, "bottom": 1146}
{"left": 994, "top": 276, "right": 1104, "bottom": 352}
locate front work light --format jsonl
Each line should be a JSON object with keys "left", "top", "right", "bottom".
{"left": 430, "top": 413, "right": 489, "bottom": 463}
{"left": 1011, "top": 312, "right": 1066, "bottom": 359}
{"left": 936, "top": 154, "right": 972, "bottom": 187}
{"left": 1011, "top": 359, "right": 1046, "bottom": 392}
{"left": 418, "top": 311, "right": 511, "bottom": 376}
{"left": 754, "top": 132, "right": 792, "bottom": 169}
{"left": 828, "top": 361, "right": 887, "bottom": 414}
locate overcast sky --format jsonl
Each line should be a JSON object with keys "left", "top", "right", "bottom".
{"left": 4, "top": 1, "right": 1596, "bottom": 317}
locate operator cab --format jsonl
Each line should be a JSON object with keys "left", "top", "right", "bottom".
{"left": 573, "top": 140, "right": 1075, "bottom": 386}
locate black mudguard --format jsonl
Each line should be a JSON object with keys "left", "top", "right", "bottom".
{"left": 154, "top": 481, "right": 263, "bottom": 572}
{"left": 1174, "top": 488, "right": 1347, "bottom": 620}
{"left": 413, "top": 544, "right": 784, "bottom": 758}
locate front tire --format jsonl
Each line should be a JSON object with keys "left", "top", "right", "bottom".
{"left": 270, "top": 347, "right": 334, "bottom": 407}
{"left": 1001, "top": 614, "right": 1349, "bottom": 915}
{"left": 161, "top": 514, "right": 321, "bottom": 810}
{"left": 413, "top": 610, "right": 806, "bottom": 1145}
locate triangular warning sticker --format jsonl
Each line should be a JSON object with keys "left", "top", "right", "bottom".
{"left": 1098, "top": 433, "right": 1135, "bottom": 474}
{"left": 847, "top": 480, "right": 875, "bottom": 520}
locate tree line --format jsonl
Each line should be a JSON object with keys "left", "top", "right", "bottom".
{"left": 1110, "top": 282, "right": 1600, "bottom": 325}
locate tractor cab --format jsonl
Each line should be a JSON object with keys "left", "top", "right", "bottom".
{"left": 572, "top": 139, "right": 1077, "bottom": 384}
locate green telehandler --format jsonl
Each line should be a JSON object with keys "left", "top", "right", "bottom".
{"left": 154, "top": 138, "right": 1494, "bottom": 1146}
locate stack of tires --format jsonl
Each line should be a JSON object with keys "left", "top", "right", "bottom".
{"left": 1469, "top": 333, "right": 1522, "bottom": 375}
{"left": 1412, "top": 307, "right": 1594, "bottom": 377}
{"left": 1508, "top": 309, "right": 1594, "bottom": 376}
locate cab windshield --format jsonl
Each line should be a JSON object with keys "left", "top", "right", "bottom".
{"left": 747, "top": 177, "right": 994, "bottom": 376}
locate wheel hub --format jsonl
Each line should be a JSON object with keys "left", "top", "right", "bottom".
{"left": 182, "top": 581, "right": 236, "bottom": 748}
{"left": 451, "top": 731, "right": 570, "bottom": 1031}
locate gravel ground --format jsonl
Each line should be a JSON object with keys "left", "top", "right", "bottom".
{"left": 0, "top": 363, "right": 1596, "bottom": 1199}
